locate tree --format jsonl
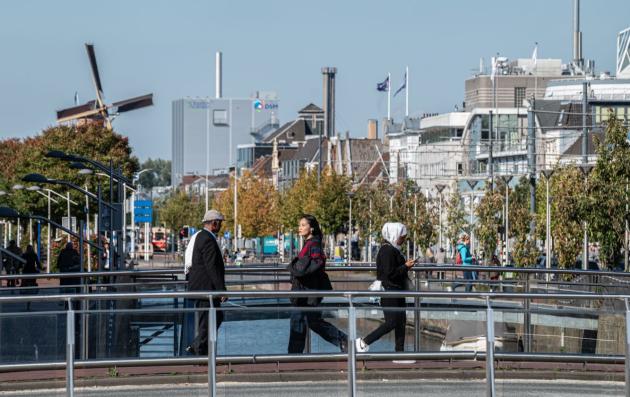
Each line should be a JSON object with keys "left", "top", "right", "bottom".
{"left": 474, "top": 182, "right": 504, "bottom": 263}
{"left": 445, "top": 187, "right": 467, "bottom": 255}
{"left": 312, "top": 168, "right": 351, "bottom": 236}
{"left": 0, "top": 124, "right": 138, "bottom": 223}
{"left": 278, "top": 169, "right": 318, "bottom": 233}
{"left": 137, "top": 158, "right": 171, "bottom": 189}
{"left": 588, "top": 114, "right": 630, "bottom": 268}
{"left": 212, "top": 171, "right": 280, "bottom": 238}
{"left": 549, "top": 166, "right": 584, "bottom": 268}
{"left": 156, "top": 190, "right": 205, "bottom": 233}
{"left": 509, "top": 177, "right": 538, "bottom": 267}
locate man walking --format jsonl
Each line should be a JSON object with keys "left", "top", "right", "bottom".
{"left": 187, "top": 210, "right": 227, "bottom": 355}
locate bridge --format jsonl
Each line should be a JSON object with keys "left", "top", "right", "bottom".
{"left": 0, "top": 264, "right": 629, "bottom": 396}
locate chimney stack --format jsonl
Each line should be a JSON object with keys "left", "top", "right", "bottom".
{"left": 321, "top": 67, "right": 337, "bottom": 139}
{"left": 215, "top": 51, "right": 222, "bottom": 99}
{"left": 573, "top": 0, "right": 583, "bottom": 68}
{"left": 367, "top": 119, "right": 378, "bottom": 140}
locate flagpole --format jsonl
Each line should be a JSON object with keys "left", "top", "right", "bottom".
{"left": 387, "top": 72, "right": 391, "bottom": 120}
{"left": 534, "top": 43, "right": 538, "bottom": 100}
{"left": 405, "top": 66, "right": 409, "bottom": 117}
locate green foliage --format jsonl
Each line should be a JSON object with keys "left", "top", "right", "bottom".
{"left": 474, "top": 182, "right": 504, "bottom": 262}
{"left": 137, "top": 158, "right": 171, "bottom": 189}
{"left": 587, "top": 114, "right": 630, "bottom": 268}
{"left": 0, "top": 124, "right": 138, "bottom": 222}
{"left": 212, "top": 171, "right": 280, "bottom": 238}
{"left": 312, "top": 168, "right": 351, "bottom": 235}
{"left": 550, "top": 166, "right": 584, "bottom": 268}
{"left": 445, "top": 187, "right": 467, "bottom": 252}
{"left": 156, "top": 190, "right": 205, "bottom": 233}
{"left": 278, "top": 169, "right": 318, "bottom": 233}
{"left": 509, "top": 177, "right": 538, "bottom": 267}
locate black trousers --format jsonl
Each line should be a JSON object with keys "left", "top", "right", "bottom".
{"left": 288, "top": 308, "right": 346, "bottom": 353}
{"left": 190, "top": 299, "right": 223, "bottom": 355}
{"left": 363, "top": 297, "right": 406, "bottom": 352}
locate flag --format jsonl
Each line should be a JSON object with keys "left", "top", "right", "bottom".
{"left": 376, "top": 76, "right": 389, "bottom": 92}
{"left": 532, "top": 43, "right": 538, "bottom": 67}
{"left": 393, "top": 71, "right": 406, "bottom": 97}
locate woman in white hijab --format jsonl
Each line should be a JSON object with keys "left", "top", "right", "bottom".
{"left": 355, "top": 222, "right": 415, "bottom": 353}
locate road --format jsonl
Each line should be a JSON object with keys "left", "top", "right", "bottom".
{"left": 1, "top": 379, "right": 624, "bottom": 396}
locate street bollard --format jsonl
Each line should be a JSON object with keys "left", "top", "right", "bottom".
{"left": 485, "top": 297, "right": 496, "bottom": 397}
{"left": 347, "top": 295, "right": 357, "bottom": 397}
{"left": 208, "top": 296, "right": 217, "bottom": 397}
{"left": 66, "top": 298, "right": 75, "bottom": 397}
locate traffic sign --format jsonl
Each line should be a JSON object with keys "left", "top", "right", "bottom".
{"left": 134, "top": 200, "right": 153, "bottom": 224}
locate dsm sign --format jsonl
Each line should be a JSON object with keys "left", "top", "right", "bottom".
{"left": 253, "top": 99, "right": 278, "bottom": 112}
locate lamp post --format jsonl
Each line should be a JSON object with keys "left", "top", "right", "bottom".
{"left": 435, "top": 184, "right": 447, "bottom": 251}
{"left": 21, "top": 186, "right": 69, "bottom": 273}
{"left": 465, "top": 180, "right": 479, "bottom": 256}
{"left": 78, "top": 166, "right": 146, "bottom": 265}
{"left": 579, "top": 164, "right": 594, "bottom": 270}
{"left": 22, "top": 173, "right": 116, "bottom": 270}
{"left": 47, "top": 151, "right": 131, "bottom": 271}
{"left": 387, "top": 187, "right": 395, "bottom": 214}
{"left": 542, "top": 170, "right": 554, "bottom": 277}
{"left": 347, "top": 191, "right": 355, "bottom": 263}
{"left": 368, "top": 198, "right": 373, "bottom": 263}
{"left": 499, "top": 175, "right": 513, "bottom": 266}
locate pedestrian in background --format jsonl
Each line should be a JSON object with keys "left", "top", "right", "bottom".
{"left": 355, "top": 222, "right": 414, "bottom": 353}
{"left": 287, "top": 214, "right": 347, "bottom": 353}
{"left": 58, "top": 241, "right": 81, "bottom": 293}
{"left": 5, "top": 240, "right": 22, "bottom": 287}
{"left": 187, "top": 210, "right": 227, "bottom": 355}
{"left": 455, "top": 234, "right": 475, "bottom": 292}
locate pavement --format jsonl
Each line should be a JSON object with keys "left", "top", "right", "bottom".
{"left": 0, "top": 379, "right": 624, "bottom": 396}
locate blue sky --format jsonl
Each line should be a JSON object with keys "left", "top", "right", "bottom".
{"left": 1, "top": 0, "right": 628, "bottom": 160}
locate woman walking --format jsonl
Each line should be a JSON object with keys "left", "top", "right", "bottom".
{"left": 356, "top": 223, "right": 414, "bottom": 353}
{"left": 21, "top": 245, "right": 41, "bottom": 310}
{"left": 287, "top": 214, "right": 347, "bottom": 353}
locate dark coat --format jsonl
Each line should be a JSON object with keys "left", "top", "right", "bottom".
{"left": 188, "top": 229, "right": 226, "bottom": 293}
{"left": 287, "top": 237, "right": 332, "bottom": 306}
{"left": 57, "top": 247, "right": 81, "bottom": 286}
{"left": 21, "top": 251, "right": 40, "bottom": 288}
{"left": 376, "top": 243, "right": 408, "bottom": 291}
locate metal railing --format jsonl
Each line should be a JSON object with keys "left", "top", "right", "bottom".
{"left": 0, "top": 289, "right": 629, "bottom": 397}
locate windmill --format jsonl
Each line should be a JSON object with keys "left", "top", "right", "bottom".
{"left": 56, "top": 43, "right": 153, "bottom": 129}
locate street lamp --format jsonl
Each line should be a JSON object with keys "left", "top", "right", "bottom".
{"left": 387, "top": 187, "right": 395, "bottom": 214}
{"left": 23, "top": 172, "right": 117, "bottom": 270}
{"left": 499, "top": 175, "right": 513, "bottom": 266}
{"left": 541, "top": 170, "right": 554, "bottom": 277}
{"left": 579, "top": 164, "right": 594, "bottom": 271}
{"left": 465, "top": 179, "right": 479, "bottom": 256}
{"left": 435, "top": 184, "right": 447, "bottom": 251}
{"left": 346, "top": 191, "right": 355, "bottom": 263}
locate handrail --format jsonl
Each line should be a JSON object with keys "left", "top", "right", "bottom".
{"left": 2, "top": 288, "right": 629, "bottom": 397}
{"left": 0, "top": 289, "right": 627, "bottom": 303}
{"left": 0, "top": 247, "right": 27, "bottom": 264}
{"left": 0, "top": 263, "right": 627, "bottom": 280}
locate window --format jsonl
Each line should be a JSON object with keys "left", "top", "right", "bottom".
{"left": 514, "top": 87, "right": 526, "bottom": 107}
{"left": 213, "top": 109, "right": 228, "bottom": 125}
{"left": 456, "top": 163, "right": 463, "bottom": 175}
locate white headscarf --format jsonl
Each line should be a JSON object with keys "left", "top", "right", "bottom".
{"left": 381, "top": 222, "right": 407, "bottom": 250}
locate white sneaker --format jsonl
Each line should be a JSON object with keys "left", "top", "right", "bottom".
{"left": 392, "top": 359, "right": 416, "bottom": 364}
{"left": 355, "top": 338, "right": 369, "bottom": 353}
